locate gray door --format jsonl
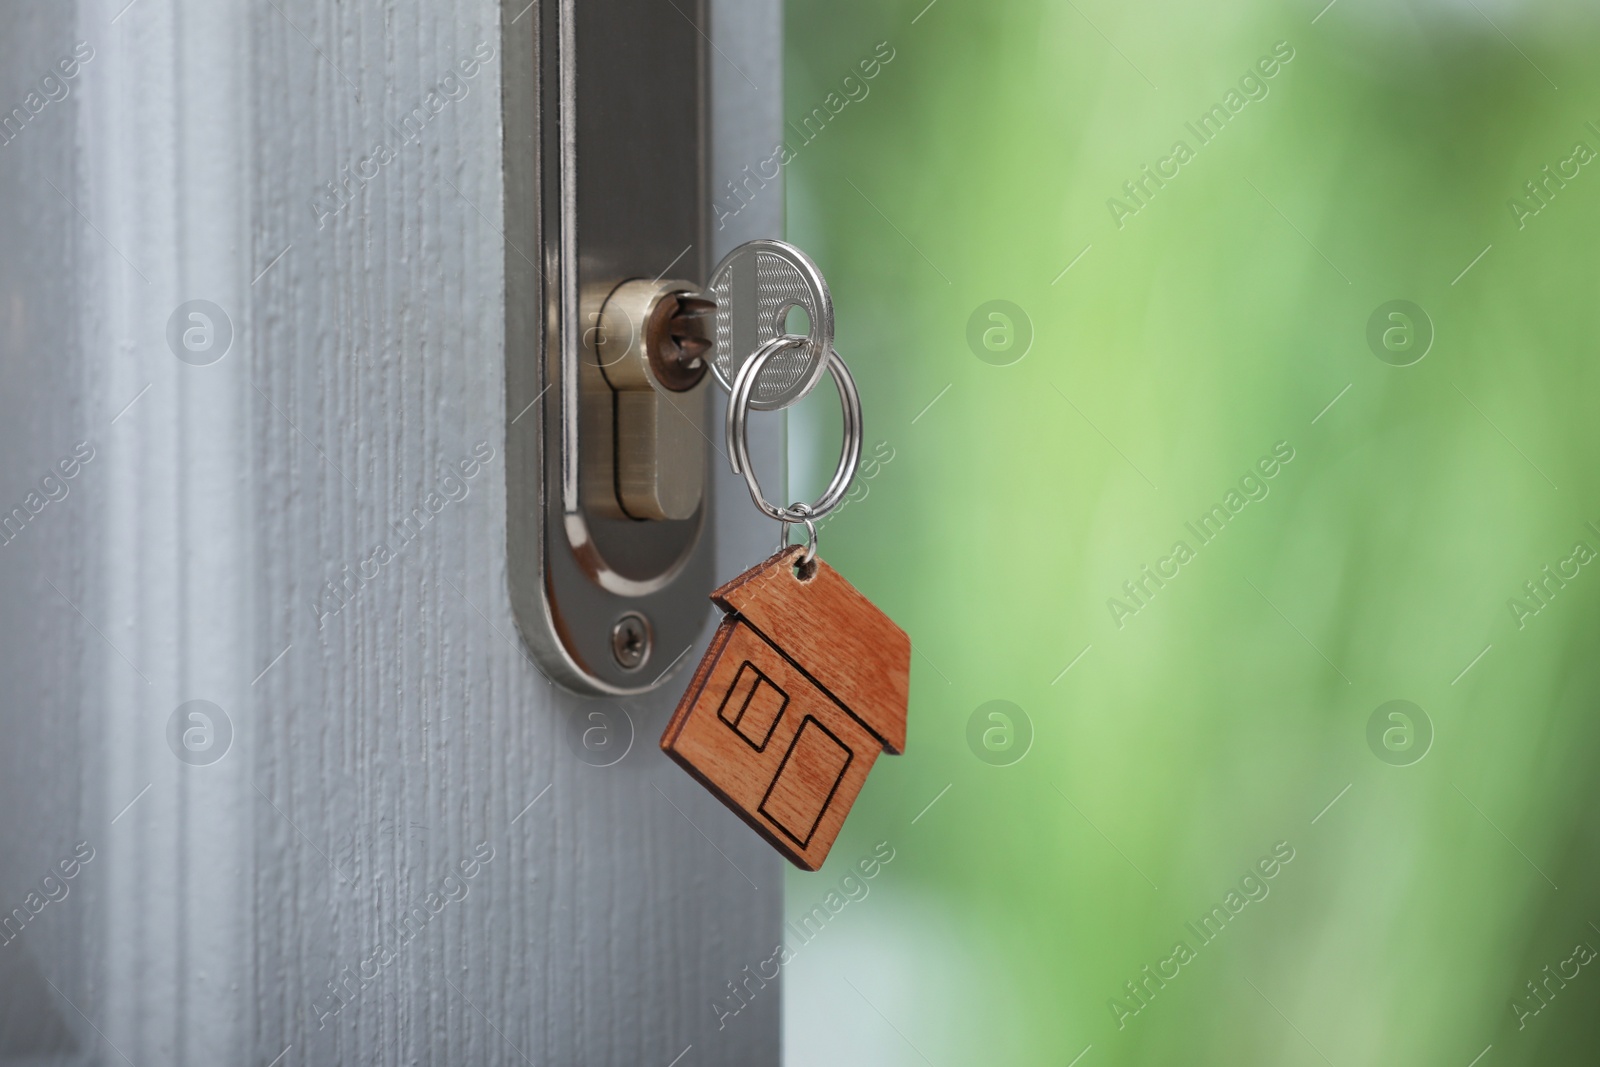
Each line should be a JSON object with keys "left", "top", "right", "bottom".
{"left": 0, "top": 0, "right": 784, "bottom": 1063}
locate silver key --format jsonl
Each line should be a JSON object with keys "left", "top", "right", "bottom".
{"left": 706, "top": 239, "right": 834, "bottom": 411}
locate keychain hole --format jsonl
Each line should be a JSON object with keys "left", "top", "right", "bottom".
{"left": 780, "top": 303, "right": 810, "bottom": 336}
{"left": 792, "top": 556, "right": 818, "bottom": 582}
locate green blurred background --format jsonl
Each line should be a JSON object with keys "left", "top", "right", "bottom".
{"left": 779, "top": 0, "right": 1600, "bottom": 1063}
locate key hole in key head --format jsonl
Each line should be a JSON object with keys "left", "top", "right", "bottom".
{"left": 779, "top": 303, "right": 810, "bottom": 336}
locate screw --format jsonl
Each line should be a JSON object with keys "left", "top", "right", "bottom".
{"left": 610, "top": 612, "right": 652, "bottom": 671}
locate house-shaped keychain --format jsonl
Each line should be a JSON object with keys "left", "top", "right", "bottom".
{"left": 661, "top": 545, "right": 910, "bottom": 870}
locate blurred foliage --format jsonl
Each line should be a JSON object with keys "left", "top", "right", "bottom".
{"left": 779, "top": 1, "right": 1600, "bottom": 1063}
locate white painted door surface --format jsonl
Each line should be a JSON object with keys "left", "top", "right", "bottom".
{"left": 0, "top": 1, "right": 784, "bottom": 1064}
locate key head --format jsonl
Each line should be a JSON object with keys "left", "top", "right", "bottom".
{"left": 707, "top": 240, "right": 834, "bottom": 411}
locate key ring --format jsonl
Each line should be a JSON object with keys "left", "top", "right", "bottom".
{"left": 727, "top": 334, "right": 863, "bottom": 526}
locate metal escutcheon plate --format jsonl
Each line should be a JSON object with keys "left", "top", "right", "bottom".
{"left": 502, "top": 0, "right": 715, "bottom": 696}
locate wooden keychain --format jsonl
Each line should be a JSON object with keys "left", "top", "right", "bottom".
{"left": 660, "top": 336, "right": 910, "bottom": 871}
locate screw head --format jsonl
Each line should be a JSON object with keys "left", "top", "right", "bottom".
{"left": 610, "top": 612, "right": 652, "bottom": 671}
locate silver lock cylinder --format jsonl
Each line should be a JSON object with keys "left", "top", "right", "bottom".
{"left": 589, "top": 278, "right": 713, "bottom": 521}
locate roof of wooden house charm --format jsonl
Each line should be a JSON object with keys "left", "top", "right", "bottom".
{"left": 660, "top": 546, "right": 911, "bottom": 871}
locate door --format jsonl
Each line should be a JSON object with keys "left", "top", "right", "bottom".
{"left": 0, "top": 1, "right": 783, "bottom": 1064}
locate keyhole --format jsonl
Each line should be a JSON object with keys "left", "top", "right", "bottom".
{"left": 780, "top": 303, "right": 810, "bottom": 336}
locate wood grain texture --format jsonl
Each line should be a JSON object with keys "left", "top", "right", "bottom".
{"left": 0, "top": 0, "right": 787, "bottom": 1064}
{"left": 662, "top": 621, "right": 881, "bottom": 871}
{"left": 246, "top": 1, "right": 783, "bottom": 1062}
{"left": 713, "top": 545, "right": 911, "bottom": 753}
{"left": 662, "top": 547, "right": 910, "bottom": 871}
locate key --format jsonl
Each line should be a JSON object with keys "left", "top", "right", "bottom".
{"left": 706, "top": 239, "right": 835, "bottom": 411}
{"left": 666, "top": 246, "right": 908, "bottom": 870}
{"left": 660, "top": 545, "right": 909, "bottom": 871}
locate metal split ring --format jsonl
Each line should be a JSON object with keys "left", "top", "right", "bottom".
{"left": 727, "top": 334, "right": 863, "bottom": 527}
